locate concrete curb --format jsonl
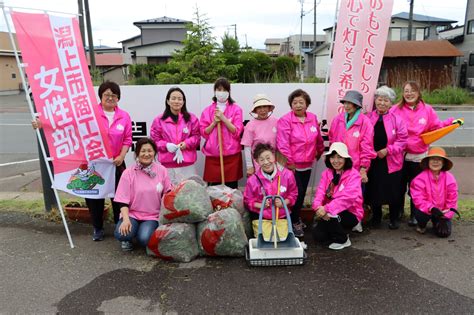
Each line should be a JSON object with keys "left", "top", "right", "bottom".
{"left": 433, "top": 105, "right": 474, "bottom": 111}
{"left": 443, "top": 146, "right": 474, "bottom": 157}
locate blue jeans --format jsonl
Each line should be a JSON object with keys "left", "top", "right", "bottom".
{"left": 114, "top": 217, "right": 158, "bottom": 247}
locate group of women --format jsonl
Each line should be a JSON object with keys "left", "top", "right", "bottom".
{"left": 32, "top": 78, "right": 462, "bottom": 252}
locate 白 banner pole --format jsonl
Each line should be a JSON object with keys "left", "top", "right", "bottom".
{"left": 1, "top": 4, "right": 75, "bottom": 249}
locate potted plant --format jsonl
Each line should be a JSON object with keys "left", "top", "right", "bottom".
{"left": 64, "top": 201, "right": 110, "bottom": 224}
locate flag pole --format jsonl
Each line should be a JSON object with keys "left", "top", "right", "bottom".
{"left": 1, "top": 4, "right": 75, "bottom": 249}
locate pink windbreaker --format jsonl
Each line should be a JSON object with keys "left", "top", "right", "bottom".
{"left": 410, "top": 169, "right": 458, "bottom": 220}
{"left": 244, "top": 166, "right": 298, "bottom": 219}
{"left": 199, "top": 102, "right": 244, "bottom": 157}
{"left": 276, "top": 111, "right": 324, "bottom": 169}
{"left": 390, "top": 101, "right": 453, "bottom": 154}
{"left": 150, "top": 113, "right": 200, "bottom": 168}
{"left": 114, "top": 162, "right": 172, "bottom": 221}
{"left": 367, "top": 111, "right": 408, "bottom": 173}
{"left": 329, "top": 112, "right": 376, "bottom": 171}
{"left": 98, "top": 105, "right": 132, "bottom": 158}
{"left": 312, "top": 168, "right": 364, "bottom": 222}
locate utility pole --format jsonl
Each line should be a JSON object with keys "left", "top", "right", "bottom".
{"left": 313, "top": 0, "right": 317, "bottom": 78}
{"left": 299, "top": 0, "right": 304, "bottom": 82}
{"left": 232, "top": 24, "right": 237, "bottom": 40}
{"left": 77, "top": 0, "right": 85, "bottom": 50}
{"left": 407, "top": 0, "right": 414, "bottom": 40}
{"left": 84, "top": 0, "right": 95, "bottom": 70}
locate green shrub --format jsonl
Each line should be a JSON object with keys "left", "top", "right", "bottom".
{"left": 423, "top": 86, "right": 469, "bottom": 105}
{"left": 129, "top": 77, "right": 156, "bottom": 85}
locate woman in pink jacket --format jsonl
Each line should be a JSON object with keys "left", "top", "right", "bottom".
{"left": 277, "top": 89, "right": 324, "bottom": 237}
{"left": 200, "top": 77, "right": 244, "bottom": 189}
{"left": 244, "top": 143, "right": 298, "bottom": 237}
{"left": 150, "top": 87, "right": 200, "bottom": 185}
{"left": 114, "top": 138, "right": 172, "bottom": 251}
{"left": 312, "top": 142, "right": 363, "bottom": 250}
{"left": 410, "top": 147, "right": 459, "bottom": 238}
{"left": 365, "top": 86, "right": 408, "bottom": 229}
{"left": 390, "top": 81, "right": 459, "bottom": 226}
{"left": 329, "top": 90, "right": 376, "bottom": 184}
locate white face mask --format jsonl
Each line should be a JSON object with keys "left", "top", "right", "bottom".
{"left": 215, "top": 91, "right": 229, "bottom": 103}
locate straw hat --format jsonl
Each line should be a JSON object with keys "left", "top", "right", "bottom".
{"left": 340, "top": 90, "right": 363, "bottom": 108}
{"left": 420, "top": 147, "right": 453, "bottom": 171}
{"left": 324, "top": 142, "right": 351, "bottom": 159}
{"left": 251, "top": 94, "right": 275, "bottom": 113}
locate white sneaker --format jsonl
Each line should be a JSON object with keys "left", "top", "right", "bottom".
{"left": 352, "top": 222, "right": 363, "bottom": 233}
{"left": 329, "top": 237, "right": 351, "bottom": 250}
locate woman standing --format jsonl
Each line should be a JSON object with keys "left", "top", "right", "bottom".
{"left": 311, "top": 142, "right": 363, "bottom": 250}
{"left": 390, "top": 81, "right": 457, "bottom": 226}
{"left": 241, "top": 94, "right": 278, "bottom": 177}
{"left": 365, "top": 86, "right": 408, "bottom": 229}
{"left": 114, "top": 138, "right": 172, "bottom": 251}
{"left": 277, "top": 89, "right": 324, "bottom": 237}
{"left": 150, "top": 87, "right": 200, "bottom": 185}
{"left": 200, "top": 77, "right": 244, "bottom": 189}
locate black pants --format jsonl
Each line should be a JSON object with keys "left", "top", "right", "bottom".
{"left": 291, "top": 169, "right": 312, "bottom": 224}
{"left": 312, "top": 210, "right": 358, "bottom": 244}
{"left": 400, "top": 160, "right": 422, "bottom": 218}
{"left": 371, "top": 202, "right": 402, "bottom": 223}
{"left": 414, "top": 208, "right": 452, "bottom": 237}
{"left": 85, "top": 163, "right": 126, "bottom": 229}
{"left": 208, "top": 181, "right": 238, "bottom": 189}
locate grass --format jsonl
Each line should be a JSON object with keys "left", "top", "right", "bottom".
{"left": 392, "top": 86, "right": 473, "bottom": 105}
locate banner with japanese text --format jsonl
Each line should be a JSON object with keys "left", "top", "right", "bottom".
{"left": 12, "top": 11, "right": 115, "bottom": 199}
{"left": 326, "top": 0, "right": 394, "bottom": 126}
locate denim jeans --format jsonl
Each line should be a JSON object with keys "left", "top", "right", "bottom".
{"left": 114, "top": 217, "right": 158, "bottom": 247}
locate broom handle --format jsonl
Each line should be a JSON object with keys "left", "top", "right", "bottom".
{"left": 217, "top": 122, "right": 225, "bottom": 185}
{"left": 274, "top": 175, "right": 281, "bottom": 248}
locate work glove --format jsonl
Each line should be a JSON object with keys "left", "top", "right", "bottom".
{"left": 452, "top": 118, "right": 464, "bottom": 126}
{"left": 166, "top": 143, "right": 178, "bottom": 153}
{"left": 435, "top": 218, "right": 450, "bottom": 238}
{"left": 173, "top": 147, "right": 184, "bottom": 164}
{"left": 431, "top": 207, "right": 444, "bottom": 218}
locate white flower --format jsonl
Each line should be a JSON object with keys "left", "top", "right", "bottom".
{"left": 272, "top": 127, "right": 277, "bottom": 133}
{"left": 353, "top": 131, "right": 360, "bottom": 138}
{"left": 419, "top": 118, "right": 427, "bottom": 125}
{"left": 156, "top": 183, "right": 163, "bottom": 193}
{"left": 183, "top": 127, "right": 189, "bottom": 134}
{"left": 116, "top": 124, "right": 124, "bottom": 131}
{"left": 280, "top": 185, "right": 287, "bottom": 193}
{"left": 338, "top": 184, "right": 345, "bottom": 191}
{"left": 310, "top": 126, "right": 317, "bottom": 133}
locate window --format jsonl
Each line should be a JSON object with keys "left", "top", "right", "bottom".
{"left": 468, "top": 20, "right": 474, "bottom": 35}
{"left": 11, "top": 73, "right": 16, "bottom": 79}
{"left": 424, "top": 27, "right": 430, "bottom": 39}
{"left": 469, "top": 54, "right": 474, "bottom": 66}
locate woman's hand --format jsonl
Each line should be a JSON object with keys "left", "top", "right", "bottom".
{"left": 377, "top": 148, "right": 388, "bottom": 159}
{"left": 178, "top": 142, "right": 187, "bottom": 150}
{"left": 315, "top": 206, "right": 327, "bottom": 219}
{"left": 113, "top": 155, "right": 125, "bottom": 166}
{"left": 31, "top": 118, "right": 42, "bottom": 129}
{"left": 214, "top": 108, "right": 223, "bottom": 122}
{"left": 360, "top": 168, "right": 368, "bottom": 183}
{"left": 274, "top": 198, "right": 284, "bottom": 209}
{"left": 119, "top": 217, "right": 132, "bottom": 236}
{"left": 246, "top": 167, "right": 255, "bottom": 177}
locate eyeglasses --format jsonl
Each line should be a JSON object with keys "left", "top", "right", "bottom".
{"left": 103, "top": 93, "right": 118, "bottom": 100}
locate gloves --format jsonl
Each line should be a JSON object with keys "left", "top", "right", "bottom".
{"left": 435, "top": 218, "right": 450, "bottom": 238}
{"left": 173, "top": 147, "right": 184, "bottom": 164}
{"left": 452, "top": 118, "right": 464, "bottom": 126}
{"left": 166, "top": 143, "right": 178, "bottom": 153}
{"left": 431, "top": 207, "right": 444, "bottom": 218}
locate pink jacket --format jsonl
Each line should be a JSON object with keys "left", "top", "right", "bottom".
{"left": 150, "top": 113, "right": 200, "bottom": 168}
{"left": 390, "top": 101, "right": 453, "bottom": 154}
{"left": 410, "top": 169, "right": 458, "bottom": 220}
{"left": 367, "top": 111, "right": 408, "bottom": 173}
{"left": 329, "top": 112, "right": 376, "bottom": 171}
{"left": 98, "top": 105, "right": 132, "bottom": 158}
{"left": 199, "top": 102, "right": 244, "bottom": 157}
{"left": 312, "top": 168, "right": 364, "bottom": 222}
{"left": 276, "top": 111, "right": 324, "bottom": 169}
{"left": 244, "top": 166, "right": 298, "bottom": 219}
{"left": 114, "top": 162, "right": 172, "bottom": 221}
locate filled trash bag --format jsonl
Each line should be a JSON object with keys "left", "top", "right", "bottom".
{"left": 197, "top": 208, "right": 248, "bottom": 257}
{"left": 206, "top": 185, "right": 244, "bottom": 215}
{"left": 160, "top": 180, "right": 213, "bottom": 224}
{"left": 146, "top": 223, "right": 199, "bottom": 263}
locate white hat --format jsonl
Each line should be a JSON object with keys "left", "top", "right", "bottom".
{"left": 324, "top": 142, "right": 351, "bottom": 159}
{"left": 251, "top": 94, "right": 275, "bottom": 113}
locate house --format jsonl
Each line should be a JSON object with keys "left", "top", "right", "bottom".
{"left": 0, "top": 31, "right": 22, "bottom": 95}
{"left": 86, "top": 53, "right": 128, "bottom": 85}
{"left": 119, "top": 16, "right": 189, "bottom": 65}
{"left": 264, "top": 34, "right": 325, "bottom": 57}
{"left": 380, "top": 40, "right": 463, "bottom": 91}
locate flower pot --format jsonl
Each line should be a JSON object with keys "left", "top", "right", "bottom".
{"left": 300, "top": 207, "right": 314, "bottom": 227}
{"left": 64, "top": 202, "right": 109, "bottom": 224}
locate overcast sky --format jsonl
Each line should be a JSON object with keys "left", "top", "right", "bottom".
{"left": 1, "top": 0, "right": 469, "bottom": 49}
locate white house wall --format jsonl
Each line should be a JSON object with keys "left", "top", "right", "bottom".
{"left": 134, "top": 42, "right": 183, "bottom": 57}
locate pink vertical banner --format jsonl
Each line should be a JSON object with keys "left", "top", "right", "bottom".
{"left": 11, "top": 11, "right": 115, "bottom": 198}
{"left": 326, "top": 0, "right": 394, "bottom": 126}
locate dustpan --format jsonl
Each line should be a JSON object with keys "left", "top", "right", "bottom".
{"left": 421, "top": 119, "right": 463, "bottom": 144}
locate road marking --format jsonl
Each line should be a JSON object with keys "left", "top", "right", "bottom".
{"left": 0, "top": 159, "right": 39, "bottom": 167}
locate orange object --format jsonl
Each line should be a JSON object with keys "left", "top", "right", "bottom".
{"left": 420, "top": 119, "right": 463, "bottom": 144}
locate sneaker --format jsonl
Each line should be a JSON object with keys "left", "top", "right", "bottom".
{"left": 408, "top": 216, "right": 418, "bottom": 227}
{"left": 292, "top": 222, "right": 304, "bottom": 238}
{"left": 92, "top": 228, "right": 104, "bottom": 241}
{"left": 121, "top": 241, "right": 133, "bottom": 251}
{"left": 352, "top": 221, "right": 363, "bottom": 233}
{"left": 329, "top": 236, "right": 351, "bottom": 250}
{"left": 416, "top": 226, "right": 426, "bottom": 234}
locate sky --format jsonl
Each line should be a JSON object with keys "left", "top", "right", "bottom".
{"left": 0, "top": 0, "right": 469, "bottom": 49}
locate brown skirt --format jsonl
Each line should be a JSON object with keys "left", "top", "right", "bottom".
{"left": 203, "top": 153, "right": 243, "bottom": 183}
